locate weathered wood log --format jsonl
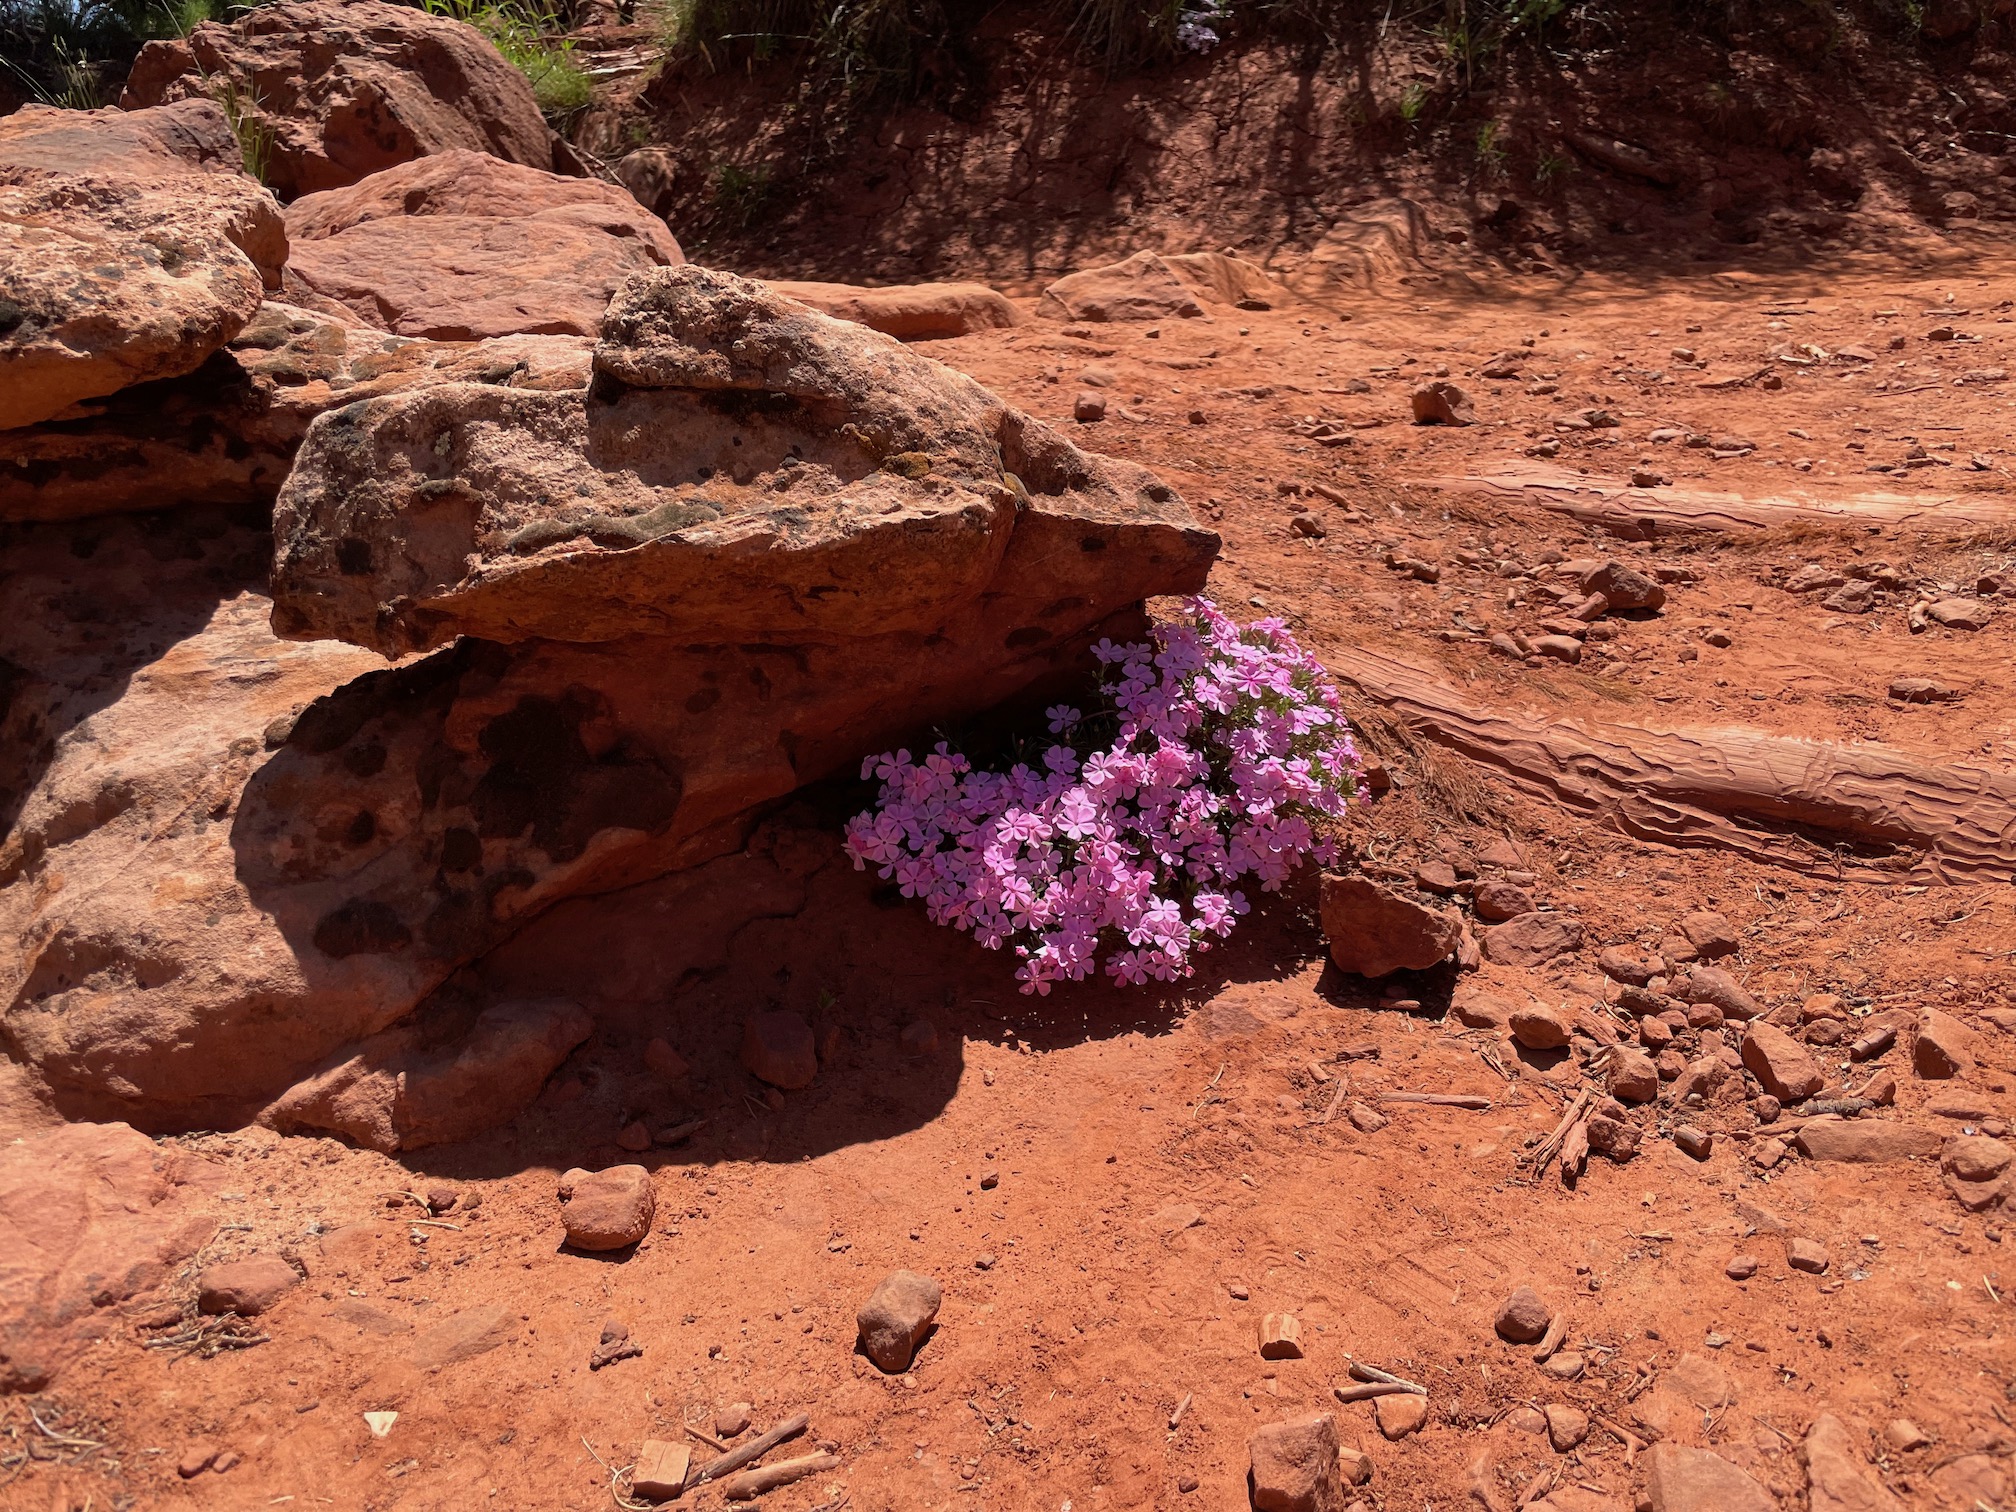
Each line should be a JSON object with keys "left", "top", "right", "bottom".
{"left": 1330, "top": 646, "right": 2016, "bottom": 884}
{"left": 1417, "top": 464, "right": 2016, "bottom": 537}
{"left": 720, "top": 1452, "right": 838, "bottom": 1501}
{"left": 1378, "top": 1092, "right": 1492, "bottom": 1109}
{"left": 685, "top": 1414, "right": 809, "bottom": 1490}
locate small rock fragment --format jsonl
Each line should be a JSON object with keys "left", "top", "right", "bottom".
{"left": 557, "top": 1165, "right": 656, "bottom": 1251}
{"left": 1787, "top": 1237, "right": 1828, "bottom": 1274}
{"left": 1581, "top": 561, "right": 1667, "bottom": 612}
{"left": 1374, "top": 1393, "right": 1427, "bottom": 1439}
{"left": 1740, "top": 1021, "right": 1824, "bottom": 1102}
{"left": 1483, "top": 912, "right": 1582, "bottom": 968}
{"left": 1943, "top": 1135, "right": 2013, "bottom": 1183}
{"left": 197, "top": 1257, "right": 301, "bottom": 1317}
{"left": 900, "top": 1020, "right": 941, "bottom": 1054}
{"left": 1608, "top": 1047, "right": 1659, "bottom": 1103}
{"left": 1889, "top": 676, "right": 1958, "bottom": 704}
{"left": 643, "top": 1037, "right": 690, "bottom": 1081}
{"left": 1494, "top": 1286, "right": 1551, "bottom": 1343}
{"left": 1678, "top": 912, "right": 1739, "bottom": 959}
{"left": 716, "top": 1402, "right": 752, "bottom": 1437}
{"left": 1544, "top": 1403, "right": 1589, "bottom": 1451}
{"left": 633, "top": 1440, "right": 693, "bottom": 1500}
{"left": 1805, "top": 1413, "right": 1904, "bottom": 1512}
{"left": 1411, "top": 380, "right": 1475, "bottom": 425}
{"left": 1914, "top": 1009, "right": 1976, "bottom": 1080}
{"left": 1598, "top": 947, "right": 1659, "bottom": 986}
{"left": 1645, "top": 1443, "right": 1777, "bottom": 1512}
{"left": 178, "top": 1443, "right": 219, "bottom": 1479}
{"left": 1258, "top": 1313, "right": 1304, "bottom": 1361}
{"left": 1073, "top": 391, "right": 1107, "bottom": 423}
{"left": 1725, "top": 1255, "right": 1758, "bottom": 1280}
{"left": 1248, "top": 1413, "right": 1347, "bottom": 1512}
{"left": 1673, "top": 1125, "right": 1712, "bottom": 1160}
{"left": 1472, "top": 880, "right": 1534, "bottom": 922}
{"left": 1319, "top": 876, "right": 1462, "bottom": 978}
{"left": 1795, "top": 1120, "right": 1939, "bottom": 1163}
{"left": 742, "top": 1011, "right": 818, "bottom": 1089}
{"left": 1510, "top": 1004, "right": 1571, "bottom": 1051}
{"left": 1883, "top": 1419, "right": 1930, "bottom": 1452}
{"left": 616, "top": 1120, "right": 652, "bottom": 1152}
{"left": 589, "top": 1318, "right": 643, "bottom": 1370}
{"left": 857, "top": 1269, "right": 942, "bottom": 1373}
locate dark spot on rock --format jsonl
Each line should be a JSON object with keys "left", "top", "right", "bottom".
{"left": 343, "top": 811, "right": 377, "bottom": 846}
{"left": 336, "top": 537, "right": 373, "bottom": 575}
{"left": 438, "top": 826, "right": 481, "bottom": 872}
{"left": 470, "top": 693, "right": 681, "bottom": 862}
{"left": 313, "top": 899, "right": 411, "bottom": 958}
{"left": 1005, "top": 626, "right": 1050, "bottom": 649}
{"left": 1038, "top": 596, "right": 1088, "bottom": 619}
{"left": 341, "top": 740, "right": 386, "bottom": 777}
{"left": 1079, "top": 536, "right": 1108, "bottom": 552}
{"left": 684, "top": 687, "right": 721, "bottom": 714}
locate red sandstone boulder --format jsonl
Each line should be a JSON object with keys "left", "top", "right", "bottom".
{"left": 770, "top": 280, "right": 1019, "bottom": 340}
{"left": 1037, "top": 250, "right": 1292, "bottom": 322}
{"left": 0, "top": 102, "right": 285, "bottom": 431}
{"left": 283, "top": 151, "right": 682, "bottom": 339}
{"left": 120, "top": 0, "right": 568, "bottom": 199}
{"left": 0, "top": 301, "right": 592, "bottom": 522}
{"left": 3, "top": 269, "right": 1212, "bottom": 1142}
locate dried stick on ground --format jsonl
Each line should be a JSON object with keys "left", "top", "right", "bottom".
{"left": 1525, "top": 1089, "right": 1593, "bottom": 1175}
{"left": 684, "top": 1414, "right": 810, "bottom": 1491}
{"left": 721, "top": 1452, "right": 838, "bottom": 1501}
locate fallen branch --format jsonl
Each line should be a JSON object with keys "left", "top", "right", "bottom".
{"left": 685, "top": 1414, "right": 809, "bottom": 1491}
{"left": 1347, "top": 1361, "right": 1429, "bottom": 1394}
{"left": 1593, "top": 1414, "right": 1649, "bottom": 1466}
{"left": 1378, "top": 1092, "right": 1493, "bottom": 1109}
{"left": 1525, "top": 1089, "right": 1594, "bottom": 1173}
{"left": 1334, "top": 1382, "right": 1421, "bottom": 1403}
{"left": 1329, "top": 645, "right": 2016, "bottom": 885}
{"left": 1559, "top": 1118, "right": 1591, "bottom": 1186}
{"left": 721, "top": 1452, "right": 838, "bottom": 1501}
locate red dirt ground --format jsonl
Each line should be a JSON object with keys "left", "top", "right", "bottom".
{"left": 6, "top": 255, "right": 2015, "bottom": 1512}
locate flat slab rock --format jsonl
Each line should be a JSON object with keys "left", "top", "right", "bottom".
{"left": 0, "top": 1122, "right": 224, "bottom": 1392}
{"left": 769, "top": 280, "right": 1019, "bottom": 340}
{"left": 282, "top": 151, "right": 683, "bottom": 340}
{"left": 0, "top": 300, "right": 592, "bottom": 523}
{"left": 271, "top": 264, "right": 1212, "bottom": 655}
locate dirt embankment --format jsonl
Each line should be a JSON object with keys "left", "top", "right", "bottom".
{"left": 588, "top": 0, "right": 2016, "bottom": 286}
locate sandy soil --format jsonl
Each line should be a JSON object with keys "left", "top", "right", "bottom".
{"left": 7, "top": 256, "right": 2015, "bottom": 1512}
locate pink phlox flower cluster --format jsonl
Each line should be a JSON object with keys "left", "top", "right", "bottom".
{"left": 844, "top": 598, "right": 1366, "bottom": 995}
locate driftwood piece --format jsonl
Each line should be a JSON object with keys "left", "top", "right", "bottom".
{"left": 720, "top": 1452, "right": 838, "bottom": 1500}
{"left": 1417, "top": 464, "right": 2016, "bottom": 537}
{"left": 1330, "top": 646, "right": 2016, "bottom": 884}
{"left": 1334, "top": 1381, "right": 1421, "bottom": 1403}
{"left": 1348, "top": 1360, "right": 1428, "bottom": 1393}
{"left": 685, "top": 1414, "right": 809, "bottom": 1490}
{"left": 1378, "top": 1092, "right": 1493, "bottom": 1109}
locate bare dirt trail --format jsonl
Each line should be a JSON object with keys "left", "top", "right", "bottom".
{"left": 9, "top": 255, "right": 2015, "bottom": 1512}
